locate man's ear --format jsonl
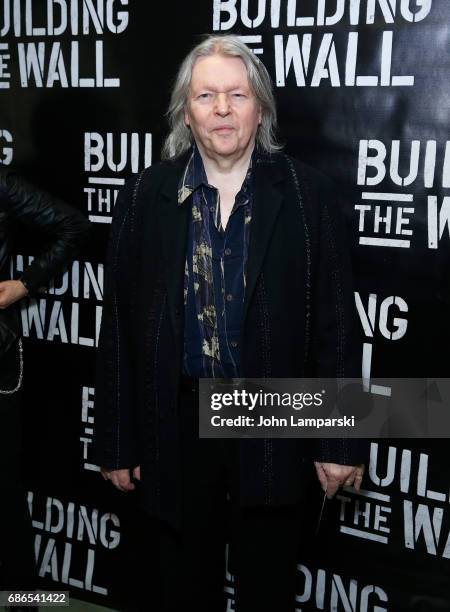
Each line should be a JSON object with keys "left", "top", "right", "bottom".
{"left": 258, "top": 106, "right": 262, "bottom": 125}
{"left": 184, "top": 106, "right": 190, "bottom": 128}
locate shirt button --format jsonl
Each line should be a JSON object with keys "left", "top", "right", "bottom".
{"left": 210, "top": 205, "right": 215, "bottom": 212}
{"left": 224, "top": 248, "right": 231, "bottom": 256}
{"left": 226, "top": 294, "right": 233, "bottom": 302}
{"left": 230, "top": 341, "right": 238, "bottom": 348}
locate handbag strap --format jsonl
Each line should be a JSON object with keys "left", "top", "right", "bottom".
{"left": 0, "top": 338, "right": 23, "bottom": 394}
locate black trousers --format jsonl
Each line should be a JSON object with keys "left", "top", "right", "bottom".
{"left": 0, "top": 341, "right": 36, "bottom": 590}
{"left": 153, "top": 386, "right": 303, "bottom": 612}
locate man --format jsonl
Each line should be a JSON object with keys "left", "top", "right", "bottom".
{"left": 0, "top": 167, "right": 91, "bottom": 599}
{"left": 93, "top": 35, "right": 366, "bottom": 611}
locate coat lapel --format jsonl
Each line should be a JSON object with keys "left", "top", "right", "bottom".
{"left": 243, "top": 154, "right": 287, "bottom": 323}
{"left": 157, "top": 158, "right": 190, "bottom": 350}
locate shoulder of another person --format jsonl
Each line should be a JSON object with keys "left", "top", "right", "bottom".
{"left": 0, "top": 166, "right": 20, "bottom": 201}
{"left": 0, "top": 165, "right": 13, "bottom": 182}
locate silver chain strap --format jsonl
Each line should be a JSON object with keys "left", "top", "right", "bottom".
{"left": 0, "top": 338, "right": 23, "bottom": 394}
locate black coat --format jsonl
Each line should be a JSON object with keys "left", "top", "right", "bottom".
{"left": 0, "top": 168, "right": 91, "bottom": 356}
{"left": 93, "top": 151, "right": 367, "bottom": 528}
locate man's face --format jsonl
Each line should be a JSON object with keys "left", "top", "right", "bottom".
{"left": 184, "top": 54, "right": 262, "bottom": 160}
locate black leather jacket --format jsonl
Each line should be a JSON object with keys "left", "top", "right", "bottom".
{"left": 0, "top": 167, "right": 91, "bottom": 355}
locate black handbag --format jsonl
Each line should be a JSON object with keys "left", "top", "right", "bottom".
{"left": 0, "top": 308, "right": 20, "bottom": 360}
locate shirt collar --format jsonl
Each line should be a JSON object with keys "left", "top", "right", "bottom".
{"left": 177, "top": 143, "right": 257, "bottom": 206}
{"left": 177, "top": 145, "right": 204, "bottom": 205}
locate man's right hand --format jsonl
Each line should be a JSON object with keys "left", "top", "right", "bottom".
{"left": 101, "top": 466, "right": 141, "bottom": 492}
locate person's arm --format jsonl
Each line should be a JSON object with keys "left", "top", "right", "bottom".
{"left": 0, "top": 279, "right": 28, "bottom": 309}
{"left": 307, "top": 170, "right": 368, "bottom": 495}
{"left": 91, "top": 174, "right": 141, "bottom": 481}
{"left": 0, "top": 169, "right": 91, "bottom": 296}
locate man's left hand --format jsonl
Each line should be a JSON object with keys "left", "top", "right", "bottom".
{"left": 314, "top": 461, "right": 365, "bottom": 498}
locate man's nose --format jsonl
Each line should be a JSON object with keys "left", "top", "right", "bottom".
{"left": 214, "top": 93, "right": 231, "bottom": 116}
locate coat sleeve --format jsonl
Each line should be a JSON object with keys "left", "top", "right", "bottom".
{"left": 91, "top": 174, "right": 141, "bottom": 470}
{"left": 309, "top": 173, "right": 369, "bottom": 466}
{"left": 0, "top": 169, "right": 91, "bottom": 294}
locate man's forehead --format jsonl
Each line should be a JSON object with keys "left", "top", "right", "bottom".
{"left": 191, "top": 54, "right": 248, "bottom": 77}
{"left": 189, "top": 54, "right": 250, "bottom": 89}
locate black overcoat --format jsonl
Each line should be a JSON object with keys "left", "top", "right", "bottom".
{"left": 93, "top": 151, "right": 367, "bottom": 528}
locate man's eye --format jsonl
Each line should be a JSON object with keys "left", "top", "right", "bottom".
{"left": 198, "top": 93, "right": 211, "bottom": 99}
{"left": 232, "top": 93, "right": 245, "bottom": 98}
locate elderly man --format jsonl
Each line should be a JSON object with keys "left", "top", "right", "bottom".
{"left": 94, "top": 35, "right": 366, "bottom": 612}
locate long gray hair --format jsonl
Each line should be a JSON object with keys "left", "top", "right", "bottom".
{"left": 161, "top": 35, "right": 282, "bottom": 159}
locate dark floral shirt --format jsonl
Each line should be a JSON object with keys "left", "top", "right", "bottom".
{"left": 178, "top": 144, "right": 255, "bottom": 377}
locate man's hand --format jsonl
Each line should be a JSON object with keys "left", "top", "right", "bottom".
{"left": 101, "top": 466, "right": 141, "bottom": 492}
{"left": 314, "top": 462, "right": 364, "bottom": 499}
{"left": 0, "top": 280, "right": 28, "bottom": 309}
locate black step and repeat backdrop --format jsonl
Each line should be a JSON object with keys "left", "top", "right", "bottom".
{"left": 1, "top": 1, "right": 450, "bottom": 610}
